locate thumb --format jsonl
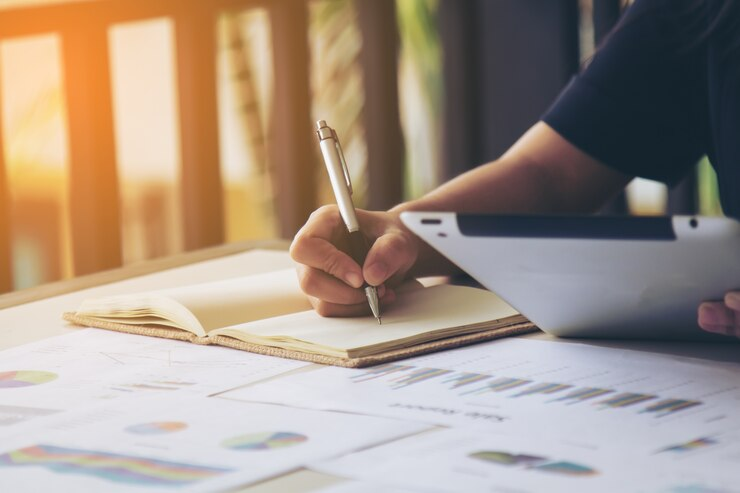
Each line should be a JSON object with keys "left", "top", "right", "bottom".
{"left": 363, "top": 231, "right": 417, "bottom": 287}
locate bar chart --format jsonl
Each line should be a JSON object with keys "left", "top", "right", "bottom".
{"left": 350, "top": 363, "right": 704, "bottom": 419}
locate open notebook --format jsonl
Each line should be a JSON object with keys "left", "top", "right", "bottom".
{"left": 64, "top": 269, "right": 536, "bottom": 367}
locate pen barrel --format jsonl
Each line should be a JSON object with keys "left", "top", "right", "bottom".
{"left": 347, "top": 230, "right": 372, "bottom": 283}
{"left": 319, "top": 139, "right": 359, "bottom": 231}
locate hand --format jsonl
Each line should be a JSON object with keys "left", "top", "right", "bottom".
{"left": 698, "top": 292, "right": 740, "bottom": 338}
{"left": 290, "top": 205, "right": 422, "bottom": 317}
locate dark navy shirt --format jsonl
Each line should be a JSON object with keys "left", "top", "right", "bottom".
{"left": 543, "top": 0, "right": 740, "bottom": 218}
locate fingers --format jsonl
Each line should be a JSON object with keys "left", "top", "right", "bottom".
{"left": 698, "top": 300, "right": 740, "bottom": 338}
{"left": 290, "top": 206, "right": 364, "bottom": 288}
{"left": 296, "top": 264, "right": 368, "bottom": 305}
{"left": 290, "top": 205, "right": 415, "bottom": 318}
{"left": 363, "top": 227, "right": 418, "bottom": 287}
{"left": 292, "top": 205, "right": 418, "bottom": 289}
{"left": 309, "top": 288, "right": 397, "bottom": 318}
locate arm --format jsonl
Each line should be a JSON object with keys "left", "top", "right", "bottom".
{"left": 393, "top": 122, "right": 631, "bottom": 278}
{"left": 290, "top": 122, "right": 631, "bottom": 316}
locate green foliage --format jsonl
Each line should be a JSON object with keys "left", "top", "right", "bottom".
{"left": 697, "top": 156, "right": 723, "bottom": 216}
{"left": 396, "top": 0, "right": 442, "bottom": 114}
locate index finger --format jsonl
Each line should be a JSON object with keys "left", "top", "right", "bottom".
{"left": 290, "top": 208, "right": 364, "bottom": 288}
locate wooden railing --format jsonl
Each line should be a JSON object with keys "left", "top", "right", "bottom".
{"left": 0, "top": 0, "right": 404, "bottom": 293}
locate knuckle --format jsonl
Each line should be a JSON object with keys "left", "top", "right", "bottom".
{"left": 380, "top": 233, "right": 410, "bottom": 260}
{"left": 310, "top": 204, "right": 338, "bottom": 222}
{"left": 297, "top": 268, "right": 320, "bottom": 295}
{"left": 322, "top": 254, "right": 346, "bottom": 279}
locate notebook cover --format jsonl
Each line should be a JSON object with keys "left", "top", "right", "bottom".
{"left": 62, "top": 312, "right": 538, "bottom": 368}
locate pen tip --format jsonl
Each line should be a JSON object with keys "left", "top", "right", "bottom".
{"left": 377, "top": 317, "right": 382, "bottom": 325}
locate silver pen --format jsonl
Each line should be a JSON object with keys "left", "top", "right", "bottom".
{"left": 315, "top": 120, "right": 381, "bottom": 324}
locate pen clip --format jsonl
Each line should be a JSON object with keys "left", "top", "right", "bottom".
{"left": 330, "top": 128, "right": 353, "bottom": 196}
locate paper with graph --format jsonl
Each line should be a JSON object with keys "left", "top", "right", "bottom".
{"left": 225, "top": 338, "right": 740, "bottom": 448}
{"left": 0, "top": 329, "right": 307, "bottom": 425}
{"left": 311, "top": 426, "right": 740, "bottom": 493}
{"left": 0, "top": 395, "right": 428, "bottom": 493}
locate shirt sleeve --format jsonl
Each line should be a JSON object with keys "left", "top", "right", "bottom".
{"left": 542, "top": 0, "right": 709, "bottom": 185}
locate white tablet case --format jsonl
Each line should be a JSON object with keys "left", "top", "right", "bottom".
{"left": 401, "top": 212, "right": 740, "bottom": 340}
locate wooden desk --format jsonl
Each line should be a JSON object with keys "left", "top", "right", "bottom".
{"left": 0, "top": 240, "right": 290, "bottom": 312}
{"left": 0, "top": 241, "right": 737, "bottom": 492}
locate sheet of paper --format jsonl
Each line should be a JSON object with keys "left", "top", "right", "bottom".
{"left": 224, "top": 338, "right": 740, "bottom": 447}
{"left": 215, "top": 284, "right": 518, "bottom": 354}
{"left": 311, "top": 427, "right": 740, "bottom": 493}
{"left": 0, "top": 395, "right": 429, "bottom": 493}
{"left": 164, "top": 268, "right": 311, "bottom": 332}
{"left": 0, "top": 329, "right": 308, "bottom": 424}
{"left": 78, "top": 268, "right": 312, "bottom": 334}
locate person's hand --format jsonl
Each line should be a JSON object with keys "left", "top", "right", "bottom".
{"left": 290, "top": 205, "right": 423, "bottom": 317}
{"left": 698, "top": 292, "right": 740, "bottom": 338}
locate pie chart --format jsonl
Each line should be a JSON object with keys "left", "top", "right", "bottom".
{"left": 222, "top": 431, "right": 308, "bottom": 451}
{"left": 0, "top": 370, "right": 58, "bottom": 388}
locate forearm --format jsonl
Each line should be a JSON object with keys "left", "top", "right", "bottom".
{"left": 388, "top": 157, "right": 565, "bottom": 278}
{"left": 396, "top": 123, "right": 625, "bottom": 216}
{"left": 389, "top": 122, "right": 631, "bottom": 278}
{"left": 395, "top": 157, "right": 571, "bottom": 216}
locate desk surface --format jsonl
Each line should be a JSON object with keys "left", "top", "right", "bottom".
{"left": 0, "top": 242, "right": 738, "bottom": 492}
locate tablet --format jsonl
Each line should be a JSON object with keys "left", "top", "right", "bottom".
{"left": 400, "top": 212, "right": 740, "bottom": 340}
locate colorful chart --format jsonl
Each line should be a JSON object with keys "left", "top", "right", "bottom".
{"left": 597, "top": 392, "right": 656, "bottom": 408}
{"left": 351, "top": 364, "right": 413, "bottom": 383}
{"left": 469, "top": 451, "right": 545, "bottom": 466}
{"left": 222, "top": 431, "right": 308, "bottom": 451}
{"left": 513, "top": 383, "right": 572, "bottom": 398}
{"left": 350, "top": 364, "right": 704, "bottom": 418}
{"left": 0, "top": 444, "right": 229, "bottom": 486}
{"left": 551, "top": 387, "right": 613, "bottom": 404}
{"left": 125, "top": 421, "right": 188, "bottom": 435}
{"left": 658, "top": 437, "right": 717, "bottom": 454}
{"left": 469, "top": 450, "right": 598, "bottom": 477}
{"left": 442, "top": 372, "right": 491, "bottom": 389}
{"left": 534, "top": 461, "right": 598, "bottom": 476}
{"left": 463, "top": 377, "right": 532, "bottom": 395}
{"left": 0, "top": 370, "right": 58, "bottom": 389}
{"left": 642, "top": 399, "right": 702, "bottom": 417}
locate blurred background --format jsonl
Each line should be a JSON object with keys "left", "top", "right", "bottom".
{"left": 0, "top": 0, "right": 722, "bottom": 292}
